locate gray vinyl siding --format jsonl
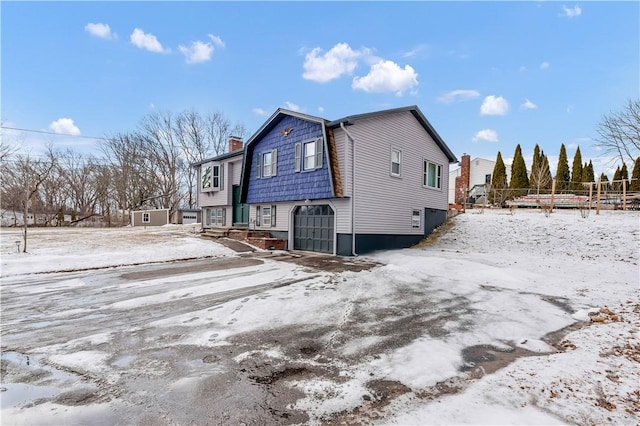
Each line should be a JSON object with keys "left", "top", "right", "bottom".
{"left": 230, "top": 158, "right": 243, "bottom": 185}
{"left": 346, "top": 111, "right": 450, "bottom": 235}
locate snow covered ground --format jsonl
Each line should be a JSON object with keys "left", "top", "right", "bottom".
{"left": 1, "top": 209, "right": 638, "bottom": 425}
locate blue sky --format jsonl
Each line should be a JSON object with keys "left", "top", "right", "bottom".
{"left": 2, "top": 1, "right": 638, "bottom": 177}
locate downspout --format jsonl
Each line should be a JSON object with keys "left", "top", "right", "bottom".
{"left": 340, "top": 122, "right": 357, "bottom": 256}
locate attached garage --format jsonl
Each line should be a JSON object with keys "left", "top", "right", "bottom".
{"left": 293, "top": 205, "right": 334, "bottom": 253}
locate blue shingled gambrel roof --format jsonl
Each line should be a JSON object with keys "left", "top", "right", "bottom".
{"left": 239, "top": 109, "right": 329, "bottom": 203}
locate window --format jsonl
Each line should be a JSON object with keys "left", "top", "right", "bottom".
{"left": 391, "top": 149, "right": 401, "bottom": 176}
{"left": 296, "top": 138, "right": 323, "bottom": 172}
{"left": 212, "top": 166, "right": 220, "bottom": 189}
{"left": 201, "top": 166, "right": 212, "bottom": 189}
{"left": 257, "top": 149, "right": 277, "bottom": 178}
{"left": 210, "top": 208, "right": 225, "bottom": 226}
{"left": 412, "top": 209, "right": 421, "bottom": 228}
{"left": 255, "top": 205, "right": 277, "bottom": 227}
{"left": 142, "top": 212, "right": 150, "bottom": 223}
{"left": 485, "top": 174, "right": 492, "bottom": 184}
{"left": 201, "top": 164, "right": 222, "bottom": 191}
{"left": 423, "top": 161, "right": 442, "bottom": 189}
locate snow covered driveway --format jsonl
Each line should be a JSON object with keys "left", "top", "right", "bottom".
{"left": 1, "top": 210, "right": 638, "bottom": 425}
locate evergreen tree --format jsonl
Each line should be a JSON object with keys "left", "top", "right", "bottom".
{"left": 555, "top": 144, "right": 570, "bottom": 192}
{"left": 541, "top": 153, "right": 553, "bottom": 190}
{"left": 570, "top": 146, "right": 583, "bottom": 192}
{"left": 529, "top": 144, "right": 541, "bottom": 190}
{"left": 599, "top": 173, "right": 610, "bottom": 191}
{"left": 489, "top": 151, "right": 508, "bottom": 205}
{"left": 612, "top": 166, "right": 622, "bottom": 191}
{"left": 582, "top": 160, "right": 595, "bottom": 184}
{"left": 630, "top": 157, "right": 640, "bottom": 191}
{"left": 509, "top": 144, "right": 529, "bottom": 197}
{"left": 620, "top": 162, "right": 629, "bottom": 192}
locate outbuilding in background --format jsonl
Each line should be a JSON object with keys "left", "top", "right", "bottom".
{"left": 130, "top": 209, "right": 170, "bottom": 227}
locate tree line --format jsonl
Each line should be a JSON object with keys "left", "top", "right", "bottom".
{"left": 1, "top": 110, "right": 245, "bottom": 250}
{"left": 489, "top": 143, "right": 640, "bottom": 205}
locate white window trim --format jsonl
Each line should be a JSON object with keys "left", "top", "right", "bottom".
{"left": 255, "top": 205, "right": 277, "bottom": 228}
{"left": 209, "top": 208, "right": 226, "bottom": 227}
{"left": 142, "top": 212, "right": 150, "bottom": 223}
{"left": 423, "top": 160, "right": 443, "bottom": 190}
{"left": 297, "top": 138, "right": 323, "bottom": 172}
{"left": 412, "top": 209, "right": 421, "bottom": 229}
{"left": 258, "top": 149, "right": 277, "bottom": 178}
{"left": 201, "top": 164, "right": 222, "bottom": 191}
{"left": 201, "top": 165, "right": 212, "bottom": 190}
{"left": 391, "top": 148, "right": 402, "bottom": 177}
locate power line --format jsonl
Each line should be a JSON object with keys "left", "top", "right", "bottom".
{"left": 1, "top": 126, "right": 109, "bottom": 140}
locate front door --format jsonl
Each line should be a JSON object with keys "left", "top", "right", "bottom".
{"left": 232, "top": 185, "right": 249, "bottom": 226}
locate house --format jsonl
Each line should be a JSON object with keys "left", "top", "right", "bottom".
{"left": 192, "top": 137, "right": 248, "bottom": 230}
{"left": 236, "top": 105, "right": 457, "bottom": 255}
{"left": 130, "top": 208, "right": 170, "bottom": 227}
{"left": 448, "top": 154, "right": 511, "bottom": 206}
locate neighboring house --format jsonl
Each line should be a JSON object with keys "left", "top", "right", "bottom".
{"left": 130, "top": 209, "right": 170, "bottom": 227}
{"left": 172, "top": 209, "right": 202, "bottom": 225}
{"left": 448, "top": 154, "right": 512, "bottom": 205}
{"left": 192, "top": 137, "right": 248, "bottom": 229}
{"left": 238, "top": 105, "right": 457, "bottom": 255}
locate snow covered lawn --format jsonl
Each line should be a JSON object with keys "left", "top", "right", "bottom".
{"left": 1, "top": 209, "right": 638, "bottom": 425}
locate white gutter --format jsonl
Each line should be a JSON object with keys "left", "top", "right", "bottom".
{"left": 340, "top": 122, "right": 357, "bottom": 256}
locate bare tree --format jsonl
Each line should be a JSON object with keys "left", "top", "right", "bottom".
{"left": 101, "top": 133, "right": 152, "bottom": 224}
{"left": 595, "top": 99, "right": 640, "bottom": 166}
{"left": 1, "top": 150, "right": 57, "bottom": 252}
{"left": 175, "top": 110, "right": 247, "bottom": 208}
{"left": 137, "top": 111, "right": 185, "bottom": 216}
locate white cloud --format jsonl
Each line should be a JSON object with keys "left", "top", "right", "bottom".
{"left": 560, "top": 4, "right": 582, "bottom": 18}
{"left": 567, "top": 105, "right": 574, "bottom": 113}
{"left": 48, "top": 118, "right": 81, "bottom": 136}
{"left": 179, "top": 35, "right": 225, "bottom": 64}
{"left": 84, "top": 23, "right": 116, "bottom": 40}
{"left": 130, "top": 28, "right": 169, "bottom": 53}
{"left": 519, "top": 65, "right": 528, "bottom": 72}
{"left": 402, "top": 44, "right": 429, "bottom": 58}
{"left": 472, "top": 129, "right": 499, "bottom": 142}
{"left": 352, "top": 60, "right": 418, "bottom": 96}
{"left": 540, "top": 61, "right": 550, "bottom": 70}
{"left": 253, "top": 108, "right": 268, "bottom": 116}
{"left": 317, "top": 106, "right": 325, "bottom": 113}
{"left": 521, "top": 99, "right": 538, "bottom": 109}
{"left": 302, "top": 43, "right": 367, "bottom": 83}
{"left": 437, "top": 89, "right": 480, "bottom": 104}
{"left": 283, "top": 101, "right": 302, "bottom": 112}
{"left": 480, "top": 95, "right": 509, "bottom": 115}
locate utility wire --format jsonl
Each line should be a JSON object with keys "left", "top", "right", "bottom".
{"left": 1, "top": 126, "right": 109, "bottom": 140}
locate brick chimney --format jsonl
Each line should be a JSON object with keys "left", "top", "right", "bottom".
{"left": 229, "top": 136, "right": 243, "bottom": 153}
{"left": 454, "top": 153, "right": 471, "bottom": 204}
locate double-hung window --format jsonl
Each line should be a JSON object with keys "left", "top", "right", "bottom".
{"left": 391, "top": 149, "right": 401, "bottom": 177}
{"left": 423, "top": 161, "right": 442, "bottom": 189}
{"left": 256, "top": 149, "right": 277, "bottom": 178}
{"left": 295, "top": 138, "right": 323, "bottom": 172}
{"left": 142, "top": 212, "right": 150, "bottom": 223}
{"left": 255, "top": 205, "right": 277, "bottom": 227}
